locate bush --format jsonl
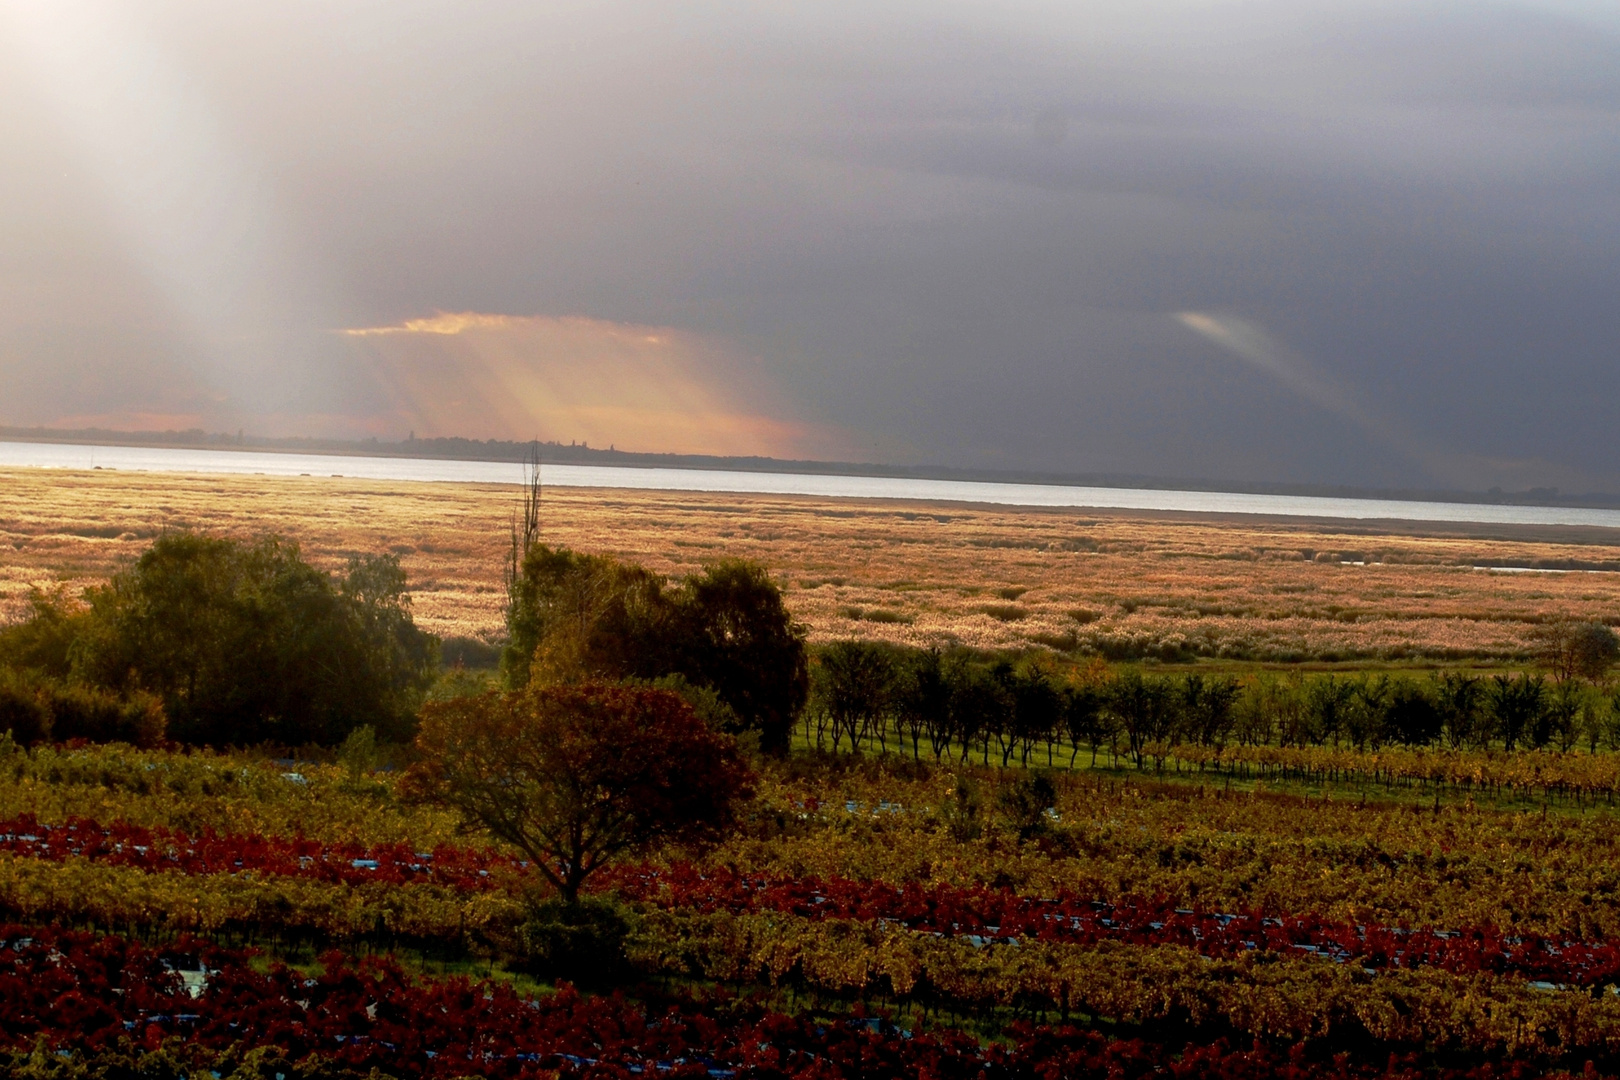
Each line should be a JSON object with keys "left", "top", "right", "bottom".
{"left": 439, "top": 635, "right": 503, "bottom": 669}
{"left": 45, "top": 684, "right": 166, "bottom": 747}
{"left": 940, "top": 775, "right": 982, "bottom": 842}
{"left": 646, "top": 673, "right": 740, "bottom": 733}
{"left": 0, "top": 669, "right": 165, "bottom": 747}
{"left": 337, "top": 724, "right": 383, "bottom": 777}
{"left": 426, "top": 666, "right": 498, "bottom": 703}
{"left": 997, "top": 772, "right": 1057, "bottom": 841}
{"left": 517, "top": 896, "right": 637, "bottom": 987}
{"left": 0, "top": 670, "right": 50, "bottom": 745}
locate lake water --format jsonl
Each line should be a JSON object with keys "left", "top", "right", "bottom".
{"left": 4, "top": 439, "right": 1620, "bottom": 529}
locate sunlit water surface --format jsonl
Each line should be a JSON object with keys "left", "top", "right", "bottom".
{"left": 5, "top": 440, "right": 1620, "bottom": 528}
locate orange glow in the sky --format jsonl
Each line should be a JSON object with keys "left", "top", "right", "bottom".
{"left": 341, "top": 313, "right": 847, "bottom": 459}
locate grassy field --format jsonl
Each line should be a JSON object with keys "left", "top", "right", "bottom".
{"left": 5, "top": 466, "right": 1620, "bottom": 664}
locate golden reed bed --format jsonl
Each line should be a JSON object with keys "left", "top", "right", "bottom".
{"left": 5, "top": 466, "right": 1620, "bottom": 663}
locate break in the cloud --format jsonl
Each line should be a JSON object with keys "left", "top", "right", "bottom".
{"left": 338, "top": 313, "right": 851, "bottom": 460}
{"left": 343, "top": 313, "right": 529, "bottom": 338}
{"left": 1173, "top": 311, "right": 1451, "bottom": 477}
{"left": 3, "top": 1, "right": 1620, "bottom": 489}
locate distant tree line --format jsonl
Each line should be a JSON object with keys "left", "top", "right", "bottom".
{"left": 807, "top": 636, "right": 1620, "bottom": 768}
{"left": 0, "top": 533, "right": 436, "bottom": 747}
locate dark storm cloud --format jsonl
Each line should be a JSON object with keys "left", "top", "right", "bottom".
{"left": 2, "top": 1, "right": 1618, "bottom": 489}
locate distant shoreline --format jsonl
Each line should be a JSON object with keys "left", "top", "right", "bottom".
{"left": 3, "top": 424, "right": 1615, "bottom": 512}
{"left": 9, "top": 439, "right": 1620, "bottom": 533}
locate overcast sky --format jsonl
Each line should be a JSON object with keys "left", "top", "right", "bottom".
{"left": 2, "top": 1, "right": 1618, "bottom": 490}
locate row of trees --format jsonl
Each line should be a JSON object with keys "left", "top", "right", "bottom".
{"left": 809, "top": 642, "right": 1620, "bottom": 767}
{"left": 0, "top": 533, "right": 437, "bottom": 746}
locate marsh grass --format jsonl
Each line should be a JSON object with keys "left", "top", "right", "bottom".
{"left": 5, "top": 467, "right": 1620, "bottom": 663}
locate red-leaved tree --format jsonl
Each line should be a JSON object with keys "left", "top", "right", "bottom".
{"left": 407, "top": 683, "right": 753, "bottom": 902}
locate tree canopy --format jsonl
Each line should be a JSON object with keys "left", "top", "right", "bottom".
{"left": 677, "top": 559, "right": 810, "bottom": 754}
{"left": 504, "top": 544, "right": 808, "bottom": 752}
{"left": 1537, "top": 619, "right": 1620, "bottom": 684}
{"left": 53, "top": 533, "right": 435, "bottom": 746}
{"left": 408, "top": 682, "right": 753, "bottom": 902}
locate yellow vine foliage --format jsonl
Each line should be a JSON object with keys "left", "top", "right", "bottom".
{"left": 625, "top": 908, "right": 1620, "bottom": 1058}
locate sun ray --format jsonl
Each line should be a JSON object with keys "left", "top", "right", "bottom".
{"left": 339, "top": 312, "right": 850, "bottom": 459}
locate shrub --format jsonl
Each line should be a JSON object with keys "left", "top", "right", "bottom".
{"left": 0, "top": 670, "right": 50, "bottom": 745}
{"left": 517, "top": 896, "right": 637, "bottom": 987}
{"left": 45, "top": 683, "right": 166, "bottom": 748}
{"left": 439, "top": 635, "right": 503, "bottom": 669}
{"left": 997, "top": 772, "right": 1057, "bottom": 840}
{"left": 940, "top": 775, "right": 983, "bottom": 842}
{"left": 0, "top": 669, "right": 164, "bottom": 748}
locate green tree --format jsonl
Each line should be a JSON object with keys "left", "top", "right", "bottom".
{"left": 0, "top": 669, "right": 51, "bottom": 745}
{"left": 1385, "top": 678, "right": 1442, "bottom": 746}
{"left": 814, "top": 640, "right": 896, "bottom": 753}
{"left": 70, "top": 533, "right": 435, "bottom": 745}
{"left": 1540, "top": 678, "right": 1587, "bottom": 752}
{"left": 1435, "top": 672, "right": 1484, "bottom": 749}
{"left": 676, "top": 559, "right": 809, "bottom": 755}
{"left": 950, "top": 662, "right": 1011, "bottom": 766}
{"left": 1304, "top": 675, "right": 1354, "bottom": 747}
{"left": 1182, "top": 673, "right": 1239, "bottom": 748}
{"left": 0, "top": 586, "right": 85, "bottom": 678}
{"left": 1108, "top": 668, "right": 1173, "bottom": 768}
{"left": 1062, "top": 680, "right": 1105, "bottom": 766}
{"left": 1233, "top": 677, "right": 1286, "bottom": 747}
{"left": 341, "top": 553, "right": 442, "bottom": 732}
{"left": 1006, "top": 663, "right": 1062, "bottom": 767}
{"left": 1604, "top": 689, "right": 1620, "bottom": 751}
{"left": 505, "top": 547, "right": 808, "bottom": 754}
{"left": 502, "top": 544, "right": 672, "bottom": 689}
{"left": 895, "top": 647, "right": 951, "bottom": 761}
{"left": 1265, "top": 677, "right": 1311, "bottom": 748}
{"left": 1486, "top": 673, "right": 1545, "bottom": 751}
{"left": 1346, "top": 676, "right": 1392, "bottom": 749}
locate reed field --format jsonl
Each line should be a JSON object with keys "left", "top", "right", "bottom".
{"left": 4, "top": 465, "right": 1620, "bottom": 664}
